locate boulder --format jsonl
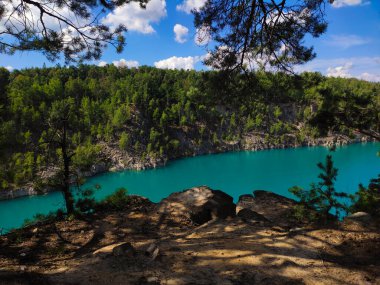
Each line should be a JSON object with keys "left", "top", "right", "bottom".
{"left": 344, "top": 212, "right": 372, "bottom": 226}
{"left": 237, "top": 208, "right": 269, "bottom": 223}
{"left": 236, "top": 194, "right": 255, "bottom": 212}
{"left": 112, "top": 242, "right": 136, "bottom": 257}
{"left": 93, "top": 242, "right": 136, "bottom": 258}
{"left": 236, "top": 190, "right": 300, "bottom": 227}
{"left": 156, "top": 186, "right": 236, "bottom": 225}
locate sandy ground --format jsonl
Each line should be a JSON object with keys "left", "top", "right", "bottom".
{"left": 1, "top": 199, "right": 379, "bottom": 285}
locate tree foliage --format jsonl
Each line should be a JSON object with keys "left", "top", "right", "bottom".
{"left": 0, "top": 66, "right": 378, "bottom": 197}
{"left": 350, "top": 175, "right": 380, "bottom": 217}
{"left": 289, "top": 154, "right": 348, "bottom": 220}
{"left": 0, "top": 0, "right": 148, "bottom": 62}
{"left": 195, "top": 0, "right": 329, "bottom": 72}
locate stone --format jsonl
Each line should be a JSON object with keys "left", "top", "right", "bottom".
{"left": 93, "top": 242, "right": 135, "bottom": 258}
{"left": 138, "top": 276, "right": 161, "bottom": 285}
{"left": 236, "top": 194, "right": 255, "bottom": 212}
{"left": 151, "top": 247, "right": 160, "bottom": 261}
{"left": 112, "top": 242, "right": 136, "bottom": 257}
{"left": 237, "top": 208, "right": 269, "bottom": 223}
{"left": 156, "top": 186, "right": 236, "bottom": 225}
{"left": 145, "top": 243, "right": 160, "bottom": 261}
{"left": 344, "top": 212, "right": 372, "bottom": 224}
{"left": 236, "top": 190, "right": 300, "bottom": 227}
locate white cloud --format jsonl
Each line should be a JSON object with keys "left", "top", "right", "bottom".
{"left": 112, "top": 59, "right": 140, "bottom": 68}
{"left": 327, "top": 63, "right": 353, "bottom": 78}
{"left": 359, "top": 72, "right": 380, "bottom": 82}
{"left": 332, "top": 0, "right": 370, "bottom": 8}
{"left": 174, "top": 24, "right": 189, "bottom": 43}
{"left": 102, "top": 0, "right": 167, "bottom": 34}
{"left": 296, "top": 57, "right": 380, "bottom": 82}
{"left": 98, "top": 61, "right": 108, "bottom": 67}
{"left": 176, "top": 0, "right": 207, "bottom": 14}
{"left": 327, "top": 63, "right": 380, "bottom": 82}
{"left": 325, "top": 35, "right": 371, "bottom": 49}
{"left": 4, "top": 66, "right": 14, "bottom": 71}
{"left": 154, "top": 56, "right": 203, "bottom": 70}
{"left": 195, "top": 25, "right": 211, "bottom": 46}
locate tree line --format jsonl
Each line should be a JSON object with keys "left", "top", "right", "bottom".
{"left": 0, "top": 65, "right": 378, "bottom": 213}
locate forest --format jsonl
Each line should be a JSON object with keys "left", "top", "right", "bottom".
{"left": 0, "top": 65, "right": 379, "bottom": 194}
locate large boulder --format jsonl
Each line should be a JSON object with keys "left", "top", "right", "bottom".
{"left": 343, "top": 212, "right": 373, "bottom": 230}
{"left": 236, "top": 190, "right": 299, "bottom": 227}
{"left": 345, "top": 212, "right": 372, "bottom": 223}
{"left": 156, "top": 186, "right": 236, "bottom": 225}
{"left": 237, "top": 208, "right": 269, "bottom": 223}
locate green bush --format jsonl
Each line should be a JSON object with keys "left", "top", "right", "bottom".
{"left": 289, "top": 155, "right": 348, "bottom": 222}
{"left": 22, "top": 211, "right": 57, "bottom": 227}
{"left": 72, "top": 143, "right": 101, "bottom": 171}
{"left": 101, "top": 188, "right": 129, "bottom": 210}
{"left": 350, "top": 175, "right": 380, "bottom": 216}
{"left": 75, "top": 188, "right": 97, "bottom": 213}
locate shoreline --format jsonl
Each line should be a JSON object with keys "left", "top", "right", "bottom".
{"left": 0, "top": 133, "right": 372, "bottom": 201}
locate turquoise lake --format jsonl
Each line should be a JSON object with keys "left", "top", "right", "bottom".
{"left": 1, "top": 142, "right": 379, "bottom": 232}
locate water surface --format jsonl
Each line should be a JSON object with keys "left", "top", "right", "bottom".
{"left": 1, "top": 143, "right": 379, "bottom": 231}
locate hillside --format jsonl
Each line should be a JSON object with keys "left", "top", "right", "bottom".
{"left": 0, "top": 66, "right": 378, "bottom": 197}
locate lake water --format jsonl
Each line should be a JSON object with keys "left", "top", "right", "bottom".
{"left": 1, "top": 142, "right": 379, "bottom": 232}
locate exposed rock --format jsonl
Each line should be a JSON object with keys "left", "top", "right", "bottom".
{"left": 344, "top": 212, "right": 372, "bottom": 227}
{"left": 236, "top": 194, "right": 255, "bottom": 212}
{"left": 93, "top": 242, "right": 135, "bottom": 258}
{"left": 82, "top": 162, "right": 107, "bottom": 177}
{"left": 236, "top": 190, "right": 299, "bottom": 227}
{"left": 138, "top": 276, "right": 161, "bottom": 285}
{"left": 145, "top": 243, "right": 160, "bottom": 261}
{"left": 112, "top": 242, "right": 136, "bottom": 257}
{"left": 237, "top": 208, "right": 269, "bottom": 223}
{"left": 0, "top": 186, "right": 40, "bottom": 200}
{"left": 3, "top": 132, "right": 371, "bottom": 201}
{"left": 156, "top": 186, "right": 236, "bottom": 225}
{"left": 127, "top": 195, "right": 155, "bottom": 212}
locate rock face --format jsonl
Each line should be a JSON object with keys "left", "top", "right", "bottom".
{"left": 236, "top": 190, "right": 299, "bottom": 227}
{"left": 0, "top": 186, "right": 41, "bottom": 201}
{"left": 156, "top": 186, "right": 236, "bottom": 225}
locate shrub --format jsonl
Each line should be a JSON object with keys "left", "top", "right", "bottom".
{"left": 75, "top": 188, "right": 97, "bottom": 213}
{"left": 101, "top": 188, "right": 129, "bottom": 210}
{"left": 119, "top": 132, "right": 130, "bottom": 150}
{"left": 350, "top": 174, "right": 380, "bottom": 216}
{"left": 289, "top": 155, "right": 348, "bottom": 222}
{"left": 22, "top": 211, "right": 57, "bottom": 227}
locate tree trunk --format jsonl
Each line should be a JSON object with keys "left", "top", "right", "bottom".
{"left": 61, "top": 120, "right": 74, "bottom": 215}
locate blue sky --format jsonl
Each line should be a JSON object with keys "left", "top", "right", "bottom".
{"left": 1, "top": 0, "right": 379, "bottom": 81}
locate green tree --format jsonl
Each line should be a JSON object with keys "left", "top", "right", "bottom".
{"left": 195, "top": 0, "right": 329, "bottom": 72}
{"left": 119, "top": 132, "right": 130, "bottom": 150}
{"left": 289, "top": 155, "right": 348, "bottom": 220}
{"left": 0, "top": 0, "right": 148, "bottom": 62}
{"left": 350, "top": 175, "right": 380, "bottom": 216}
